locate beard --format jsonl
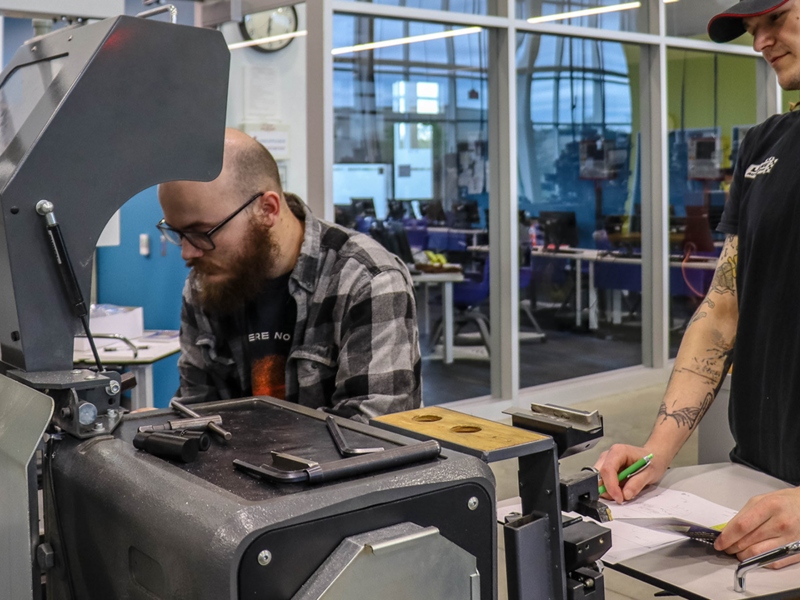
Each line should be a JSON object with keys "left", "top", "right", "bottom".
{"left": 189, "top": 219, "right": 280, "bottom": 314}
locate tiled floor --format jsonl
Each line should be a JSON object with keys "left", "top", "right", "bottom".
{"left": 490, "top": 383, "right": 700, "bottom": 600}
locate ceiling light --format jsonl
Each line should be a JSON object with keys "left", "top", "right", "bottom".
{"left": 332, "top": 26, "right": 482, "bottom": 56}
{"left": 228, "top": 30, "right": 307, "bottom": 50}
{"left": 527, "top": 1, "right": 641, "bottom": 24}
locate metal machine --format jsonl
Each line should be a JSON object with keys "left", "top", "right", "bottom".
{"left": 0, "top": 11, "right": 611, "bottom": 600}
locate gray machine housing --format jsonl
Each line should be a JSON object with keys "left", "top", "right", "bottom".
{"left": 47, "top": 398, "right": 497, "bottom": 599}
{"left": 0, "top": 14, "right": 229, "bottom": 373}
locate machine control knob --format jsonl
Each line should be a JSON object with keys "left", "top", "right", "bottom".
{"left": 78, "top": 402, "right": 98, "bottom": 426}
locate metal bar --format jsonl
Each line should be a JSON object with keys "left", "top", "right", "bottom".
{"left": 488, "top": 0, "right": 519, "bottom": 401}
{"left": 170, "top": 401, "right": 232, "bottom": 441}
{"left": 756, "top": 57, "right": 782, "bottom": 123}
{"left": 589, "top": 261, "right": 597, "bottom": 330}
{"left": 443, "top": 282, "right": 454, "bottom": 364}
{"left": 575, "top": 258, "right": 582, "bottom": 328}
{"left": 331, "top": 0, "right": 509, "bottom": 29}
{"left": 307, "top": 0, "right": 334, "bottom": 221}
{"left": 515, "top": 19, "right": 660, "bottom": 45}
{"left": 137, "top": 4, "right": 177, "bottom": 24}
{"left": 662, "top": 35, "right": 759, "bottom": 57}
{"left": 640, "top": 0, "right": 669, "bottom": 369}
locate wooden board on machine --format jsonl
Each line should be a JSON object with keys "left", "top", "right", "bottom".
{"left": 374, "top": 406, "right": 547, "bottom": 453}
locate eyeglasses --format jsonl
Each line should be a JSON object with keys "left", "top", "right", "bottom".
{"left": 157, "top": 192, "right": 263, "bottom": 251}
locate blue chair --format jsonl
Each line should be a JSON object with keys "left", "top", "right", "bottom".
{"left": 430, "top": 260, "right": 491, "bottom": 355}
{"left": 520, "top": 266, "right": 546, "bottom": 341}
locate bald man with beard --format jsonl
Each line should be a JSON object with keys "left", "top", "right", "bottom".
{"left": 157, "top": 129, "right": 421, "bottom": 422}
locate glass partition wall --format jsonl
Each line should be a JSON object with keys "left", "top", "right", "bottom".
{"left": 223, "top": 0, "right": 771, "bottom": 408}
{"left": 332, "top": 15, "right": 492, "bottom": 404}
{"left": 517, "top": 34, "right": 645, "bottom": 386}
{"left": 665, "top": 49, "right": 758, "bottom": 357}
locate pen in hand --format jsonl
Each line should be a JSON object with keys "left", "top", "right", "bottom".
{"left": 598, "top": 453, "right": 654, "bottom": 496}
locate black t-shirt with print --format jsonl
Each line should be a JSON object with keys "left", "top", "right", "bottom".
{"left": 243, "top": 272, "right": 297, "bottom": 400}
{"left": 717, "top": 110, "right": 800, "bottom": 485}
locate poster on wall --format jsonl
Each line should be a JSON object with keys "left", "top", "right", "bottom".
{"left": 243, "top": 123, "right": 291, "bottom": 161}
{"left": 243, "top": 65, "right": 283, "bottom": 122}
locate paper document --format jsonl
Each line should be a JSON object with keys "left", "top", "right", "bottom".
{"left": 495, "top": 486, "right": 738, "bottom": 565}
{"left": 615, "top": 517, "right": 724, "bottom": 544}
{"left": 598, "top": 486, "right": 737, "bottom": 564}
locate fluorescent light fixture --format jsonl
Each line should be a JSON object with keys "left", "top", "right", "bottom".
{"left": 664, "top": 0, "right": 679, "bottom": 3}
{"left": 527, "top": 1, "right": 641, "bottom": 24}
{"left": 332, "top": 26, "right": 482, "bottom": 56}
{"left": 228, "top": 30, "right": 307, "bottom": 50}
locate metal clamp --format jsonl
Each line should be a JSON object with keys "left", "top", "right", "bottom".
{"left": 734, "top": 540, "right": 800, "bottom": 592}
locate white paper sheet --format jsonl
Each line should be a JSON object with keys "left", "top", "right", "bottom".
{"left": 496, "top": 486, "right": 739, "bottom": 565}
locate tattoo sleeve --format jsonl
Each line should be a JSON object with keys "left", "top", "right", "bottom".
{"left": 686, "top": 235, "right": 738, "bottom": 330}
{"left": 658, "top": 235, "right": 737, "bottom": 435}
{"left": 658, "top": 392, "right": 713, "bottom": 430}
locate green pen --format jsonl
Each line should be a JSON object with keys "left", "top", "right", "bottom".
{"left": 598, "top": 453, "right": 654, "bottom": 495}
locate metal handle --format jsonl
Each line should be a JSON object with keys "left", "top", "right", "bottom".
{"left": 137, "top": 4, "right": 177, "bottom": 24}
{"left": 734, "top": 540, "right": 800, "bottom": 592}
{"left": 326, "top": 416, "right": 384, "bottom": 456}
{"left": 75, "top": 332, "right": 138, "bottom": 358}
{"left": 234, "top": 440, "right": 442, "bottom": 485}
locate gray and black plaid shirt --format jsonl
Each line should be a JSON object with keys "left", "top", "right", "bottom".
{"left": 174, "top": 194, "right": 422, "bottom": 422}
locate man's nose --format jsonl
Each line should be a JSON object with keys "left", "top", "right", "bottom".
{"left": 753, "top": 27, "right": 775, "bottom": 53}
{"left": 181, "top": 238, "right": 204, "bottom": 261}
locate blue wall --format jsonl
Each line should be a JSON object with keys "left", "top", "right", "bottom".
{"left": 97, "top": 188, "right": 190, "bottom": 407}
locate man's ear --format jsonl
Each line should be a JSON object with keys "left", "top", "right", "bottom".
{"left": 256, "top": 191, "right": 282, "bottom": 226}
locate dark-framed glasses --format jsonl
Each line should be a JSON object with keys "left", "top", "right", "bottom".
{"left": 157, "top": 192, "right": 263, "bottom": 251}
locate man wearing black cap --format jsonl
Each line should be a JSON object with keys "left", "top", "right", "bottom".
{"left": 595, "top": 0, "right": 800, "bottom": 570}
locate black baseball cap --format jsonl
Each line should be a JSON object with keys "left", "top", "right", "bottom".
{"left": 708, "top": 0, "right": 790, "bottom": 43}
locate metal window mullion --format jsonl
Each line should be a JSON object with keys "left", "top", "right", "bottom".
{"left": 664, "top": 35, "right": 759, "bottom": 57}
{"left": 488, "top": 0, "right": 518, "bottom": 401}
{"left": 756, "top": 57, "right": 782, "bottom": 122}
{"left": 515, "top": 20, "right": 661, "bottom": 46}
{"left": 331, "top": 0, "right": 510, "bottom": 29}
{"left": 307, "top": 0, "right": 335, "bottom": 221}
{"left": 641, "top": 0, "right": 668, "bottom": 369}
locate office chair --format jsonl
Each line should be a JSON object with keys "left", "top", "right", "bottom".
{"left": 429, "top": 260, "right": 491, "bottom": 356}
{"left": 519, "top": 266, "right": 546, "bottom": 342}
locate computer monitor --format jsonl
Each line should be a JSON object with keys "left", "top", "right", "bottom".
{"left": 352, "top": 198, "right": 376, "bottom": 218}
{"left": 539, "top": 211, "right": 578, "bottom": 250}
{"left": 418, "top": 200, "right": 446, "bottom": 223}
{"left": 453, "top": 200, "right": 480, "bottom": 228}
{"left": 368, "top": 220, "right": 415, "bottom": 264}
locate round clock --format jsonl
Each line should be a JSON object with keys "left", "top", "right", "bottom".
{"left": 239, "top": 6, "right": 299, "bottom": 53}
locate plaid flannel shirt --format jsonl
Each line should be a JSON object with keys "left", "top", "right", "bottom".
{"left": 174, "top": 194, "right": 422, "bottom": 422}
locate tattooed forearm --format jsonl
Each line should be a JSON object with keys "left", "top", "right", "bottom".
{"left": 657, "top": 392, "right": 713, "bottom": 430}
{"left": 672, "top": 330, "right": 734, "bottom": 386}
{"left": 687, "top": 297, "right": 716, "bottom": 329}
{"left": 710, "top": 235, "right": 738, "bottom": 296}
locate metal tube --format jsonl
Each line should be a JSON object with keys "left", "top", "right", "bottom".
{"left": 734, "top": 541, "right": 800, "bottom": 592}
{"left": 137, "top": 5, "right": 178, "bottom": 24}
{"left": 171, "top": 400, "right": 232, "bottom": 441}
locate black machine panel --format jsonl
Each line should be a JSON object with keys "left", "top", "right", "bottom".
{"left": 238, "top": 483, "right": 494, "bottom": 599}
{"left": 118, "top": 401, "right": 406, "bottom": 501}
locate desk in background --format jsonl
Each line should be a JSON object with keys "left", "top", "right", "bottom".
{"left": 612, "top": 463, "right": 800, "bottom": 599}
{"left": 74, "top": 330, "right": 180, "bottom": 410}
{"left": 530, "top": 247, "right": 717, "bottom": 329}
{"left": 411, "top": 272, "right": 464, "bottom": 364}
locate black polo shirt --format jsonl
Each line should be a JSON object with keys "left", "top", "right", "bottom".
{"left": 717, "top": 110, "right": 800, "bottom": 485}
